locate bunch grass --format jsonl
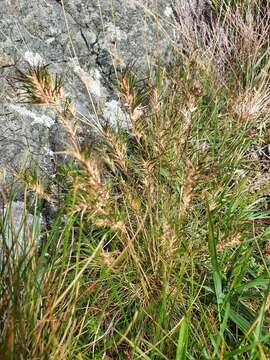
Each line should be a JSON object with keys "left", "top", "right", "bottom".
{"left": 1, "top": 1, "right": 270, "bottom": 358}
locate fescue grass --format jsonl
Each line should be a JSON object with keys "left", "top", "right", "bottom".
{"left": 1, "top": 1, "right": 270, "bottom": 359}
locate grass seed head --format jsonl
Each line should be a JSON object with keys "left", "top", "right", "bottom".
{"left": 15, "top": 65, "right": 63, "bottom": 105}
{"left": 181, "top": 159, "right": 198, "bottom": 211}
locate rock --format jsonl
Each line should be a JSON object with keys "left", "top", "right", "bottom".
{"left": 0, "top": 201, "right": 43, "bottom": 259}
{"left": 0, "top": 0, "right": 178, "bottom": 185}
{"left": 0, "top": 103, "right": 55, "bottom": 184}
{"left": 103, "top": 99, "right": 130, "bottom": 130}
{"left": 0, "top": 51, "right": 14, "bottom": 68}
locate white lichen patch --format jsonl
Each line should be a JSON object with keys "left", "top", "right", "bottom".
{"left": 10, "top": 104, "right": 55, "bottom": 128}
{"left": 24, "top": 51, "right": 44, "bottom": 66}
{"left": 73, "top": 63, "right": 103, "bottom": 97}
{"left": 45, "top": 37, "right": 56, "bottom": 44}
{"left": 164, "top": 6, "right": 173, "bottom": 17}
{"left": 43, "top": 144, "right": 54, "bottom": 157}
{"left": 103, "top": 99, "right": 131, "bottom": 129}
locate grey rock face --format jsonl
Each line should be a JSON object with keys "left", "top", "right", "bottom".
{"left": 0, "top": 201, "right": 43, "bottom": 259}
{"left": 0, "top": 0, "right": 174, "bottom": 185}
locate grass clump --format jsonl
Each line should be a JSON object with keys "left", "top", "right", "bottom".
{"left": 1, "top": 1, "right": 270, "bottom": 359}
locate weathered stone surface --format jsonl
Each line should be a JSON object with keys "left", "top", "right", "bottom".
{"left": 0, "top": 0, "right": 176, "bottom": 183}
{"left": 0, "top": 201, "right": 43, "bottom": 258}
{"left": 0, "top": 49, "right": 14, "bottom": 68}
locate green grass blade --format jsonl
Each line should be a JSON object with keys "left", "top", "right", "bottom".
{"left": 207, "top": 210, "right": 224, "bottom": 306}
{"left": 176, "top": 317, "right": 189, "bottom": 360}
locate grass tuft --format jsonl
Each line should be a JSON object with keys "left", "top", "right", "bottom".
{"left": 1, "top": 1, "right": 270, "bottom": 358}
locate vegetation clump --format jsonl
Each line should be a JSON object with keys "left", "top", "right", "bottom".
{"left": 1, "top": 1, "right": 270, "bottom": 359}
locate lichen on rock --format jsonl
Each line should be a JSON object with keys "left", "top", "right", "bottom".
{"left": 0, "top": 0, "right": 178, "bottom": 185}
